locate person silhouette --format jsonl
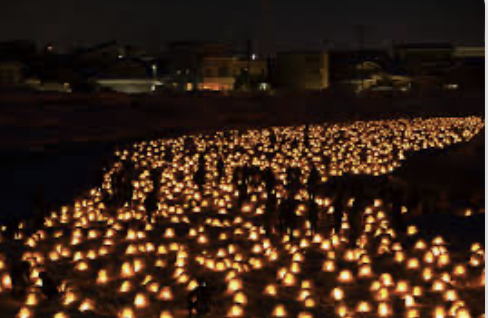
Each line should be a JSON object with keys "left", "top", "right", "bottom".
{"left": 264, "top": 192, "right": 277, "bottom": 235}
{"left": 10, "top": 259, "right": 31, "bottom": 298}
{"left": 39, "top": 271, "right": 59, "bottom": 301}
{"left": 307, "top": 165, "right": 321, "bottom": 200}
{"left": 144, "top": 190, "right": 159, "bottom": 223}
{"left": 188, "top": 277, "right": 211, "bottom": 317}
{"left": 333, "top": 193, "right": 344, "bottom": 235}
{"left": 216, "top": 157, "right": 225, "bottom": 182}
{"left": 307, "top": 199, "right": 319, "bottom": 235}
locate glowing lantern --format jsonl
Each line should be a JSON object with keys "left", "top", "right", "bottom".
{"left": 424, "top": 251, "right": 435, "bottom": 264}
{"left": 79, "top": 299, "right": 94, "bottom": 312}
{"left": 147, "top": 282, "right": 160, "bottom": 293}
{"left": 272, "top": 304, "right": 287, "bottom": 317}
{"left": 395, "top": 281, "right": 409, "bottom": 294}
{"left": 332, "top": 287, "right": 344, "bottom": 301}
{"left": 432, "top": 280, "right": 446, "bottom": 292}
{"left": 97, "top": 270, "right": 109, "bottom": 284}
{"left": 119, "top": 281, "right": 132, "bottom": 293}
{"left": 438, "top": 254, "right": 450, "bottom": 267}
{"left": 158, "top": 287, "right": 173, "bottom": 301}
{"left": 234, "top": 292, "right": 247, "bottom": 305}
{"left": 17, "top": 307, "right": 31, "bottom": 318}
{"left": 407, "top": 226, "right": 418, "bottom": 236}
{"left": 412, "top": 286, "right": 423, "bottom": 297}
{"left": 2, "top": 274, "right": 12, "bottom": 289}
{"left": 164, "top": 228, "right": 175, "bottom": 238}
{"left": 160, "top": 311, "right": 173, "bottom": 318}
{"left": 25, "top": 293, "right": 38, "bottom": 306}
{"left": 304, "top": 297, "right": 315, "bottom": 308}
{"left": 121, "top": 262, "right": 134, "bottom": 278}
{"left": 290, "top": 262, "right": 300, "bottom": 273}
{"left": 336, "top": 303, "right": 348, "bottom": 317}
{"left": 434, "top": 306, "right": 446, "bottom": 318}
{"left": 187, "top": 280, "right": 198, "bottom": 291}
{"left": 444, "top": 289, "right": 458, "bottom": 302}
{"left": 358, "top": 265, "right": 373, "bottom": 278}
{"left": 407, "top": 258, "right": 420, "bottom": 270}
{"left": 300, "top": 281, "right": 312, "bottom": 290}
{"left": 414, "top": 240, "right": 427, "bottom": 250}
{"left": 394, "top": 251, "right": 406, "bottom": 263}
{"left": 228, "top": 305, "right": 244, "bottom": 317}
{"left": 322, "top": 260, "right": 335, "bottom": 272}
{"left": 357, "top": 301, "right": 371, "bottom": 313}
{"left": 119, "top": 307, "right": 135, "bottom": 318}
{"left": 133, "top": 258, "right": 144, "bottom": 273}
{"left": 406, "top": 308, "right": 421, "bottom": 318}
{"left": 455, "top": 308, "right": 471, "bottom": 318}
{"left": 338, "top": 270, "right": 353, "bottom": 283}
{"left": 228, "top": 278, "right": 242, "bottom": 292}
{"left": 134, "top": 293, "right": 148, "bottom": 308}
{"left": 264, "top": 284, "right": 277, "bottom": 296}
{"left": 283, "top": 273, "right": 296, "bottom": 286}
{"left": 63, "top": 291, "right": 77, "bottom": 305}
{"left": 378, "top": 302, "right": 391, "bottom": 317}
{"left": 298, "top": 289, "right": 311, "bottom": 301}
{"left": 453, "top": 265, "right": 467, "bottom": 277}
{"left": 177, "top": 273, "right": 189, "bottom": 284}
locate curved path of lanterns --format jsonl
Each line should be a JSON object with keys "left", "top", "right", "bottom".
{"left": 1, "top": 116, "right": 485, "bottom": 318}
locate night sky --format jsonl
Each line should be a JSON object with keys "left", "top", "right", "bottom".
{"left": 0, "top": 0, "right": 484, "bottom": 52}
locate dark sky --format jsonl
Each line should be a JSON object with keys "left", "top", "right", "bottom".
{"left": 0, "top": 0, "right": 484, "bottom": 52}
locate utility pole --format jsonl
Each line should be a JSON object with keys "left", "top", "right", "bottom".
{"left": 355, "top": 25, "right": 365, "bottom": 92}
{"left": 261, "top": 0, "right": 272, "bottom": 58}
{"left": 247, "top": 39, "right": 252, "bottom": 90}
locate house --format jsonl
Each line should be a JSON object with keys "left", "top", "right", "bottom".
{"left": 200, "top": 57, "right": 236, "bottom": 91}
{"left": 199, "top": 56, "right": 268, "bottom": 91}
{"left": 162, "top": 41, "right": 234, "bottom": 91}
{"left": 274, "top": 52, "right": 329, "bottom": 90}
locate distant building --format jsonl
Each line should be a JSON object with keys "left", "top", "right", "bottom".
{"left": 0, "top": 40, "right": 37, "bottom": 60}
{"left": 163, "top": 41, "right": 233, "bottom": 91}
{"left": 0, "top": 60, "right": 25, "bottom": 86}
{"left": 200, "top": 57, "right": 236, "bottom": 91}
{"left": 37, "top": 81, "right": 72, "bottom": 93}
{"left": 95, "top": 78, "right": 161, "bottom": 94}
{"left": 393, "top": 43, "right": 453, "bottom": 76}
{"left": 329, "top": 49, "right": 394, "bottom": 92}
{"left": 92, "top": 57, "right": 160, "bottom": 94}
{"left": 453, "top": 46, "right": 485, "bottom": 59}
{"left": 200, "top": 56, "right": 268, "bottom": 91}
{"left": 275, "top": 52, "right": 329, "bottom": 90}
{"left": 447, "top": 46, "right": 485, "bottom": 90}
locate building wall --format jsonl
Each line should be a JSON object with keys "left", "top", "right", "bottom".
{"left": 201, "top": 57, "right": 235, "bottom": 91}
{"left": 275, "top": 53, "right": 329, "bottom": 90}
{"left": 0, "top": 61, "right": 24, "bottom": 85}
{"left": 453, "top": 46, "right": 485, "bottom": 59}
{"left": 96, "top": 79, "right": 161, "bottom": 94}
